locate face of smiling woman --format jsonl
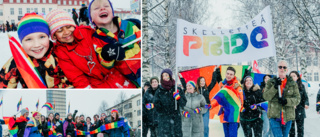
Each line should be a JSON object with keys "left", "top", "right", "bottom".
{"left": 22, "top": 32, "right": 50, "bottom": 59}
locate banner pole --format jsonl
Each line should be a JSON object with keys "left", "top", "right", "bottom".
{"left": 273, "top": 56, "right": 281, "bottom": 97}
{"left": 175, "top": 61, "right": 178, "bottom": 110}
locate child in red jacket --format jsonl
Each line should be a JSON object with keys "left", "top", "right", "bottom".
{"left": 88, "top": 0, "right": 141, "bottom": 87}
{"left": 46, "top": 9, "right": 136, "bottom": 88}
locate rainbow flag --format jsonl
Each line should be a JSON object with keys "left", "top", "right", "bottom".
{"left": 4, "top": 117, "right": 18, "bottom": 137}
{"left": 36, "top": 99, "right": 39, "bottom": 110}
{"left": 256, "top": 101, "right": 268, "bottom": 112}
{"left": 77, "top": 120, "right": 126, "bottom": 136}
{"left": 0, "top": 96, "right": 3, "bottom": 107}
{"left": 17, "top": 97, "right": 22, "bottom": 111}
{"left": 53, "top": 100, "right": 56, "bottom": 111}
{"left": 42, "top": 102, "right": 53, "bottom": 110}
{"left": 8, "top": 34, "right": 47, "bottom": 88}
{"left": 212, "top": 85, "right": 241, "bottom": 122}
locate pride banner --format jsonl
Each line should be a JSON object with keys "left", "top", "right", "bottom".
{"left": 176, "top": 6, "right": 276, "bottom": 66}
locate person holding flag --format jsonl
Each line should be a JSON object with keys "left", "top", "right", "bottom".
{"left": 13, "top": 108, "right": 29, "bottom": 137}
{"left": 54, "top": 113, "right": 63, "bottom": 137}
{"left": 210, "top": 66, "right": 243, "bottom": 137}
{"left": 106, "top": 109, "right": 129, "bottom": 137}
{"left": 24, "top": 111, "right": 42, "bottom": 137}
{"left": 0, "top": 13, "right": 72, "bottom": 88}
{"left": 263, "top": 60, "right": 300, "bottom": 137}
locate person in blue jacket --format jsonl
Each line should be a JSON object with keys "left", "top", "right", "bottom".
{"left": 107, "top": 109, "right": 129, "bottom": 137}
{"left": 24, "top": 111, "right": 42, "bottom": 137}
{"left": 83, "top": 117, "right": 94, "bottom": 137}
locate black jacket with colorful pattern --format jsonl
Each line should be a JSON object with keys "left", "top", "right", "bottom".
{"left": 92, "top": 17, "right": 141, "bottom": 87}
{"left": 0, "top": 41, "right": 73, "bottom": 88}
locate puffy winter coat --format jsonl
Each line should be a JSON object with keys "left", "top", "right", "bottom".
{"left": 0, "top": 42, "right": 72, "bottom": 88}
{"left": 263, "top": 76, "right": 300, "bottom": 123}
{"left": 92, "top": 17, "right": 141, "bottom": 87}
{"left": 13, "top": 116, "right": 29, "bottom": 137}
{"left": 107, "top": 117, "right": 129, "bottom": 137}
{"left": 295, "top": 84, "right": 309, "bottom": 120}
{"left": 63, "top": 119, "right": 75, "bottom": 137}
{"left": 153, "top": 85, "right": 187, "bottom": 137}
{"left": 240, "top": 84, "right": 265, "bottom": 121}
{"left": 54, "top": 26, "right": 135, "bottom": 88}
{"left": 181, "top": 92, "right": 207, "bottom": 137}
{"left": 83, "top": 122, "right": 94, "bottom": 137}
{"left": 142, "top": 86, "right": 159, "bottom": 127}
{"left": 41, "top": 121, "right": 49, "bottom": 137}
{"left": 79, "top": 7, "right": 88, "bottom": 23}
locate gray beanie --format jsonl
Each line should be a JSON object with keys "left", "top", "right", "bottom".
{"left": 20, "top": 108, "right": 29, "bottom": 116}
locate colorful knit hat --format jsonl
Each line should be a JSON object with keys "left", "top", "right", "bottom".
{"left": 81, "top": 2, "right": 85, "bottom": 7}
{"left": 187, "top": 81, "right": 196, "bottom": 89}
{"left": 88, "top": 0, "right": 114, "bottom": 25}
{"left": 20, "top": 108, "right": 29, "bottom": 116}
{"left": 111, "top": 108, "right": 118, "bottom": 113}
{"left": 17, "top": 13, "right": 50, "bottom": 42}
{"left": 32, "top": 111, "right": 40, "bottom": 117}
{"left": 72, "top": 8, "right": 76, "bottom": 12}
{"left": 45, "top": 9, "right": 77, "bottom": 39}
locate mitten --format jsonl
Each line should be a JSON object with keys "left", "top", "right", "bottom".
{"left": 278, "top": 97, "right": 287, "bottom": 106}
{"left": 173, "top": 91, "right": 180, "bottom": 100}
{"left": 194, "top": 108, "right": 202, "bottom": 114}
{"left": 274, "top": 77, "right": 282, "bottom": 89}
{"left": 214, "top": 68, "right": 222, "bottom": 83}
{"left": 145, "top": 103, "right": 154, "bottom": 110}
{"left": 205, "top": 104, "right": 212, "bottom": 109}
{"left": 250, "top": 104, "right": 257, "bottom": 110}
{"left": 182, "top": 111, "right": 190, "bottom": 118}
{"left": 101, "top": 43, "right": 125, "bottom": 61}
{"left": 240, "top": 107, "right": 245, "bottom": 112}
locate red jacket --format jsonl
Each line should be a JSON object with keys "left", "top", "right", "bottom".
{"left": 54, "top": 26, "right": 136, "bottom": 88}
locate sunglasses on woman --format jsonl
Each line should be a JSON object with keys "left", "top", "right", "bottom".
{"left": 278, "top": 66, "right": 287, "bottom": 69}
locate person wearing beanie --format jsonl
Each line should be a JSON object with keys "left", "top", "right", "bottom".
{"left": 108, "top": 109, "right": 129, "bottom": 137}
{"left": 142, "top": 81, "right": 150, "bottom": 97}
{"left": 153, "top": 68, "right": 187, "bottom": 137}
{"left": 240, "top": 70, "right": 265, "bottom": 137}
{"left": 89, "top": 0, "right": 141, "bottom": 88}
{"left": 53, "top": 113, "right": 63, "bottom": 137}
{"left": 179, "top": 80, "right": 207, "bottom": 137}
{"left": 46, "top": 9, "right": 135, "bottom": 88}
{"left": 142, "top": 76, "right": 160, "bottom": 137}
{"left": 79, "top": 2, "right": 89, "bottom": 25}
{"left": 63, "top": 113, "right": 75, "bottom": 137}
{"left": 0, "top": 13, "right": 72, "bottom": 88}
{"left": 72, "top": 8, "right": 79, "bottom": 26}
{"left": 25, "top": 111, "right": 42, "bottom": 137}
{"left": 12, "top": 108, "right": 30, "bottom": 137}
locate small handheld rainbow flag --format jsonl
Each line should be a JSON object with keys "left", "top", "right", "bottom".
{"left": 256, "top": 101, "right": 268, "bottom": 112}
{"left": 53, "top": 100, "right": 56, "bottom": 111}
{"left": 173, "top": 92, "right": 180, "bottom": 100}
{"left": 182, "top": 111, "right": 190, "bottom": 118}
{"left": 317, "top": 102, "right": 320, "bottom": 106}
{"left": 0, "top": 96, "right": 3, "bottom": 107}
{"left": 17, "top": 97, "right": 22, "bottom": 111}
{"left": 8, "top": 34, "right": 47, "bottom": 88}
{"left": 36, "top": 99, "right": 39, "bottom": 110}
{"left": 194, "top": 108, "right": 201, "bottom": 114}
{"left": 146, "top": 103, "right": 154, "bottom": 110}
{"left": 42, "top": 102, "right": 53, "bottom": 110}
{"left": 250, "top": 104, "right": 257, "bottom": 110}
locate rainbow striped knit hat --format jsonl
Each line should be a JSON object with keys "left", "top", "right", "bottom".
{"left": 187, "top": 81, "right": 196, "bottom": 89}
{"left": 17, "top": 13, "right": 50, "bottom": 42}
{"left": 45, "top": 9, "right": 76, "bottom": 39}
{"left": 111, "top": 108, "right": 118, "bottom": 113}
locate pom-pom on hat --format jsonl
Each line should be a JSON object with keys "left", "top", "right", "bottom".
{"left": 88, "top": 0, "right": 114, "bottom": 25}
{"left": 111, "top": 108, "right": 118, "bottom": 113}
{"left": 45, "top": 9, "right": 77, "bottom": 39}
{"left": 17, "top": 13, "right": 50, "bottom": 42}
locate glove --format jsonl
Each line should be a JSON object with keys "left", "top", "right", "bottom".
{"left": 74, "top": 110, "right": 78, "bottom": 113}
{"left": 145, "top": 103, "right": 154, "bottom": 110}
{"left": 244, "top": 69, "right": 251, "bottom": 77}
{"left": 205, "top": 104, "right": 212, "bottom": 109}
{"left": 240, "top": 107, "right": 245, "bottom": 112}
{"left": 214, "top": 68, "right": 222, "bottom": 83}
{"left": 194, "top": 108, "right": 202, "bottom": 114}
{"left": 278, "top": 97, "right": 287, "bottom": 106}
{"left": 173, "top": 91, "right": 180, "bottom": 100}
{"left": 182, "top": 111, "right": 190, "bottom": 118}
{"left": 250, "top": 104, "right": 257, "bottom": 110}
{"left": 101, "top": 43, "right": 125, "bottom": 61}
{"left": 274, "top": 77, "right": 282, "bottom": 89}
{"left": 38, "top": 124, "right": 42, "bottom": 130}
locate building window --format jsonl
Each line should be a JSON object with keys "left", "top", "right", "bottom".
{"left": 124, "top": 112, "right": 132, "bottom": 118}
{"left": 0, "top": 0, "right": 2, "bottom": 4}
{"left": 36, "top": 0, "right": 39, "bottom": 3}
{"left": 43, "top": 0, "right": 46, "bottom": 3}
{"left": 35, "top": 8, "right": 38, "bottom": 13}
{"left": 49, "top": 0, "right": 52, "bottom": 3}
{"left": 124, "top": 103, "right": 132, "bottom": 109}
{"left": 307, "top": 73, "right": 312, "bottom": 81}
{"left": 68, "top": 9, "right": 71, "bottom": 13}
{"left": 85, "top": 1, "right": 87, "bottom": 5}
{"left": 0, "top": 9, "right": 3, "bottom": 16}
{"left": 0, "top": 21, "right": 3, "bottom": 25}
{"left": 30, "top": 0, "right": 34, "bottom": 3}
{"left": 137, "top": 110, "right": 141, "bottom": 116}
{"left": 307, "top": 57, "right": 312, "bottom": 66}
{"left": 63, "top": 0, "right": 66, "bottom": 5}
{"left": 314, "top": 58, "right": 318, "bottom": 66}
{"left": 315, "top": 72, "right": 319, "bottom": 81}
{"left": 42, "top": 8, "right": 45, "bottom": 13}
{"left": 49, "top": 8, "right": 52, "bottom": 11}
{"left": 138, "top": 120, "right": 141, "bottom": 126}
{"left": 74, "top": 1, "right": 77, "bottom": 5}
{"left": 136, "top": 99, "right": 140, "bottom": 106}
{"left": 19, "top": 8, "right": 22, "bottom": 15}
{"left": 9, "top": 0, "right": 13, "bottom": 3}
{"left": 17, "top": 0, "right": 20, "bottom": 3}
{"left": 69, "top": 0, "right": 71, "bottom": 5}
{"left": 79, "top": 1, "right": 82, "bottom": 5}
{"left": 58, "top": 0, "right": 60, "bottom": 5}
{"left": 27, "top": 8, "right": 30, "bottom": 13}
{"left": 10, "top": 8, "right": 14, "bottom": 15}
{"left": 23, "top": 0, "right": 27, "bottom": 3}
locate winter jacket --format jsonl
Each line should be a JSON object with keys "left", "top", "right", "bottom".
{"left": 0, "top": 119, "right": 4, "bottom": 137}
{"left": 41, "top": 121, "right": 49, "bottom": 137}
{"left": 79, "top": 7, "right": 89, "bottom": 23}
{"left": 83, "top": 122, "right": 94, "bottom": 137}
{"left": 181, "top": 92, "right": 207, "bottom": 137}
{"left": 263, "top": 75, "right": 301, "bottom": 123}
{"left": 142, "top": 86, "right": 159, "bottom": 127}
{"left": 295, "top": 84, "right": 309, "bottom": 120}
{"left": 92, "top": 17, "right": 141, "bottom": 87}
{"left": 76, "top": 122, "right": 85, "bottom": 137}
{"left": 317, "top": 89, "right": 320, "bottom": 112}
{"left": 240, "top": 84, "right": 265, "bottom": 121}
{"left": 54, "top": 118, "right": 63, "bottom": 136}
{"left": 0, "top": 42, "right": 73, "bottom": 88}
{"left": 25, "top": 118, "right": 42, "bottom": 137}
{"left": 153, "top": 85, "right": 187, "bottom": 137}
{"left": 13, "top": 116, "right": 29, "bottom": 137}
{"left": 107, "top": 117, "right": 129, "bottom": 137}
{"left": 63, "top": 119, "right": 75, "bottom": 137}
{"left": 54, "top": 26, "right": 136, "bottom": 88}
{"left": 72, "top": 11, "right": 79, "bottom": 26}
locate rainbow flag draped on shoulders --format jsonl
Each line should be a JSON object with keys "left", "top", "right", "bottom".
{"left": 212, "top": 85, "right": 241, "bottom": 122}
{"left": 75, "top": 120, "right": 128, "bottom": 137}
{"left": 4, "top": 117, "right": 19, "bottom": 137}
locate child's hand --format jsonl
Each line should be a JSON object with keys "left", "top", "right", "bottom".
{"left": 101, "top": 43, "right": 125, "bottom": 61}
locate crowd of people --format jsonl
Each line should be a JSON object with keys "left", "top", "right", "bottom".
{"left": 0, "top": 21, "right": 17, "bottom": 33}
{"left": 0, "top": 0, "right": 141, "bottom": 89}
{"left": 143, "top": 60, "right": 318, "bottom": 137}
{"left": 0, "top": 108, "right": 141, "bottom": 137}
